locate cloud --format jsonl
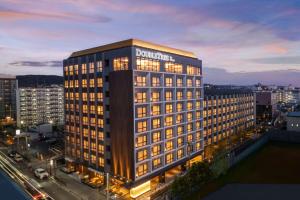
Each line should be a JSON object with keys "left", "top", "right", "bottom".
{"left": 249, "top": 56, "right": 300, "bottom": 64}
{"left": 0, "top": 8, "right": 111, "bottom": 23}
{"left": 204, "top": 67, "right": 300, "bottom": 86}
{"left": 9, "top": 61, "right": 62, "bottom": 68}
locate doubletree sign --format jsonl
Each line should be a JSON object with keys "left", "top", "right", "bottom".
{"left": 136, "top": 48, "right": 175, "bottom": 62}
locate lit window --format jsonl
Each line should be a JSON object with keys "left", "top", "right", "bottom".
{"left": 98, "top": 157, "right": 104, "bottom": 167}
{"left": 176, "top": 78, "right": 183, "bottom": 87}
{"left": 97, "top": 78, "right": 103, "bottom": 87}
{"left": 137, "top": 120, "right": 147, "bottom": 132}
{"left": 176, "top": 114, "right": 183, "bottom": 123}
{"left": 89, "top": 62, "right": 94, "bottom": 73}
{"left": 153, "top": 157, "right": 162, "bottom": 169}
{"left": 177, "top": 149, "right": 184, "bottom": 159}
{"left": 97, "top": 61, "right": 102, "bottom": 72}
{"left": 152, "top": 131, "right": 161, "bottom": 143}
{"left": 165, "top": 128, "right": 173, "bottom": 139}
{"left": 152, "top": 76, "right": 160, "bottom": 87}
{"left": 97, "top": 106, "right": 103, "bottom": 115}
{"left": 137, "top": 106, "right": 147, "bottom": 118}
{"left": 151, "top": 105, "right": 161, "bottom": 116}
{"left": 196, "top": 79, "right": 201, "bottom": 87}
{"left": 89, "top": 79, "right": 95, "bottom": 88}
{"left": 177, "top": 137, "right": 184, "bottom": 147}
{"left": 82, "top": 79, "right": 87, "bottom": 88}
{"left": 165, "top": 91, "right": 173, "bottom": 101}
{"left": 165, "top": 104, "right": 173, "bottom": 114}
{"left": 89, "top": 93, "right": 95, "bottom": 101}
{"left": 152, "top": 118, "right": 161, "bottom": 129}
{"left": 136, "top": 135, "right": 147, "bottom": 147}
{"left": 136, "top": 57, "right": 160, "bottom": 72}
{"left": 165, "top": 153, "right": 173, "bottom": 164}
{"left": 187, "top": 102, "right": 193, "bottom": 110}
{"left": 165, "top": 77, "right": 173, "bottom": 87}
{"left": 151, "top": 92, "right": 160, "bottom": 102}
{"left": 176, "top": 91, "right": 183, "bottom": 100}
{"left": 187, "top": 90, "right": 193, "bottom": 99}
{"left": 152, "top": 145, "right": 161, "bottom": 157}
{"left": 137, "top": 149, "right": 148, "bottom": 162}
{"left": 177, "top": 126, "right": 184, "bottom": 135}
{"left": 187, "top": 112, "right": 193, "bottom": 121}
{"left": 136, "top": 163, "right": 148, "bottom": 177}
{"left": 136, "top": 92, "right": 147, "bottom": 103}
{"left": 82, "top": 64, "right": 87, "bottom": 74}
{"left": 176, "top": 102, "right": 183, "bottom": 112}
{"left": 165, "top": 140, "right": 173, "bottom": 151}
{"left": 187, "top": 78, "right": 193, "bottom": 87}
{"left": 187, "top": 123, "right": 193, "bottom": 132}
{"left": 165, "top": 62, "right": 183, "bottom": 73}
{"left": 113, "top": 57, "right": 129, "bottom": 71}
{"left": 135, "top": 75, "right": 147, "bottom": 87}
{"left": 187, "top": 65, "right": 200, "bottom": 75}
{"left": 98, "top": 144, "right": 104, "bottom": 154}
{"left": 165, "top": 116, "right": 173, "bottom": 126}
{"left": 187, "top": 134, "right": 193, "bottom": 142}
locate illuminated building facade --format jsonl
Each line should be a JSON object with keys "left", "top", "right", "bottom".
{"left": 203, "top": 88, "right": 255, "bottom": 146}
{"left": 63, "top": 39, "right": 203, "bottom": 197}
{"left": 16, "top": 85, "right": 64, "bottom": 127}
{"left": 0, "top": 75, "right": 17, "bottom": 124}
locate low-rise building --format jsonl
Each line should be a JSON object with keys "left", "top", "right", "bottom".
{"left": 16, "top": 85, "right": 64, "bottom": 127}
{"left": 255, "top": 91, "right": 277, "bottom": 125}
{"left": 287, "top": 112, "right": 300, "bottom": 132}
{"left": 203, "top": 87, "right": 256, "bottom": 146}
{"left": 0, "top": 74, "right": 18, "bottom": 125}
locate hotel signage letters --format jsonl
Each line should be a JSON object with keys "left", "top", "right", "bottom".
{"left": 136, "top": 48, "right": 175, "bottom": 62}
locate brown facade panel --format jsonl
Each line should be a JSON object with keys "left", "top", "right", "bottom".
{"left": 109, "top": 70, "right": 134, "bottom": 180}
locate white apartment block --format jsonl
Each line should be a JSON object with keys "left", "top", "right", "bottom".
{"left": 17, "top": 85, "right": 64, "bottom": 127}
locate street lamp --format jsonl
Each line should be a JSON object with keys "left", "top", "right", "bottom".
{"left": 50, "top": 159, "right": 54, "bottom": 176}
{"left": 16, "top": 129, "right": 20, "bottom": 151}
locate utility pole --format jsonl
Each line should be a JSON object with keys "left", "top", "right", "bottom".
{"left": 106, "top": 173, "right": 109, "bottom": 200}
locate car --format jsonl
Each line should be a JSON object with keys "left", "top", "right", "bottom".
{"left": 14, "top": 154, "right": 23, "bottom": 162}
{"left": 8, "top": 150, "right": 17, "bottom": 158}
{"left": 34, "top": 168, "right": 49, "bottom": 180}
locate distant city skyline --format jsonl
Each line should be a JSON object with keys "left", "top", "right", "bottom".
{"left": 1, "top": 0, "right": 300, "bottom": 85}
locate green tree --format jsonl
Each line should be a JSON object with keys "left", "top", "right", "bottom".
{"left": 171, "top": 161, "right": 213, "bottom": 199}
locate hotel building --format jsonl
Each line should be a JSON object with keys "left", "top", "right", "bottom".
{"left": 63, "top": 39, "right": 203, "bottom": 197}
{"left": 16, "top": 85, "right": 64, "bottom": 127}
{"left": 203, "top": 87, "right": 256, "bottom": 147}
{"left": 0, "top": 75, "right": 17, "bottom": 125}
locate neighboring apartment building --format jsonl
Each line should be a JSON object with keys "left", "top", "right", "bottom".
{"left": 63, "top": 39, "right": 203, "bottom": 197}
{"left": 256, "top": 91, "right": 277, "bottom": 124}
{"left": 286, "top": 112, "right": 300, "bottom": 132}
{"left": 203, "top": 88, "right": 256, "bottom": 147}
{"left": 0, "top": 74, "right": 17, "bottom": 124}
{"left": 16, "top": 85, "right": 64, "bottom": 127}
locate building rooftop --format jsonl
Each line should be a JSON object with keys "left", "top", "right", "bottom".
{"left": 69, "top": 38, "right": 197, "bottom": 59}
{"left": 204, "top": 87, "right": 253, "bottom": 96}
{"left": 0, "top": 74, "right": 16, "bottom": 79}
{"left": 287, "top": 112, "right": 300, "bottom": 118}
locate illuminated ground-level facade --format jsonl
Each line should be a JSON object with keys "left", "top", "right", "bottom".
{"left": 63, "top": 39, "right": 203, "bottom": 198}
{"left": 203, "top": 89, "right": 256, "bottom": 147}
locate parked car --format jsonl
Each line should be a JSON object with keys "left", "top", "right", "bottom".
{"left": 14, "top": 154, "right": 23, "bottom": 162}
{"left": 8, "top": 150, "right": 17, "bottom": 158}
{"left": 34, "top": 168, "right": 49, "bottom": 180}
{"left": 60, "top": 166, "right": 75, "bottom": 174}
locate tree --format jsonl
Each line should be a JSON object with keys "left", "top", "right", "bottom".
{"left": 170, "top": 161, "right": 213, "bottom": 199}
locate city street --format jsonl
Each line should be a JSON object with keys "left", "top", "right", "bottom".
{"left": 0, "top": 145, "right": 80, "bottom": 200}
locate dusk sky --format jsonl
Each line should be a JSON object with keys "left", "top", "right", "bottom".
{"left": 1, "top": 0, "right": 300, "bottom": 85}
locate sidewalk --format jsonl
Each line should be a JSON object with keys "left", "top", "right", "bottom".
{"left": 54, "top": 169, "right": 107, "bottom": 200}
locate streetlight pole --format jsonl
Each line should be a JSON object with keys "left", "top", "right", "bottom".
{"left": 106, "top": 173, "right": 109, "bottom": 200}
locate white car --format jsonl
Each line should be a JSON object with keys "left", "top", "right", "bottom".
{"left": 14, "top": 154, "right": 23, "bottom": 162}
{"left": 34, "top": 168, "right": 49, "bottom": 180}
